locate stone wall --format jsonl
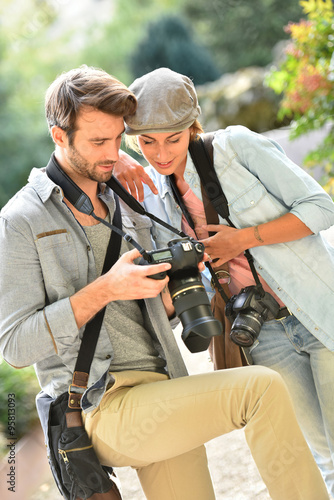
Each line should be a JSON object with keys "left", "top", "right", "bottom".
{"left": 196, "top": 66, "right": 284, "bottom": 133}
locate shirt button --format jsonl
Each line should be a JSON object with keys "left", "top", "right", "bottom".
{"left": 106, "top": 354, "right": 111, "bottom": 359}
{"left": 87, "top": 245, "right": 91, "bottom": 251}
{"left": 55, "top": 187, "right": 60, "bottom": 194}
{"left": 250, "top": 200, "right": 255, "bottom": 205}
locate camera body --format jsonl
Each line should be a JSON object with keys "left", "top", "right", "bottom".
{"left": 225, "top": 285, "right": 280, "bottom": 347}
{"left": 143, "top": 237, "right": 205, "bottom": 279}
{"left": 140, "top": 237, "right": 222, "bottom": 352}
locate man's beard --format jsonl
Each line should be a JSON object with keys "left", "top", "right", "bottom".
{"left": 66, "top": 144, "right": 115, "bottom": 183}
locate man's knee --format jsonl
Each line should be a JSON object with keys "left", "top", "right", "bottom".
{"left": 242, "top": 365, "right": 290, "bottom": 401}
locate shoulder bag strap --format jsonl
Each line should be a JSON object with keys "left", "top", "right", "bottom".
{"left": 68, "top": 195, "right": 122, "bottom": 410}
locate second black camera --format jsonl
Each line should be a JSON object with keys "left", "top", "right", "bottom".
{"left": 225, "top": 285, "right": 280, "bottom": 347}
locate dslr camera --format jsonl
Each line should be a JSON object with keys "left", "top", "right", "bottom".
{"left": 140, "top": 237, "right": 222, "bottom": 352}
{"left": 225, "top": 285, "right": 280, "bottom": 347}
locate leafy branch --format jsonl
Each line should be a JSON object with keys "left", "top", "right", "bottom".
{"left": 266, "top": 0, "right": 334, "bottom": 194}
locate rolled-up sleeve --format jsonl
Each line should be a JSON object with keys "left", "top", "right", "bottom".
{"left": 228, "top": 126, "right": 334, "bottom": 234}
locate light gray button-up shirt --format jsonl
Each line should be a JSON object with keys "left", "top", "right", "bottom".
{"left": 0, "top": 165, "right": 188, "bottom": 412}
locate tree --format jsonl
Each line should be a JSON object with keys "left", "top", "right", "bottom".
{"left": 266, "top": 0, "right": 334, "bottom": 194}
{"left": 130, "top": 15, "right": 220, "bottom": 85}
{"left": 0, "top": 0, "right": 76, "bottom": 207}
{"left": 182, "top": 0, "right": 304, "bottom": 72}
{"left": 81, "top": 0, "right": 183, "bottom": 85}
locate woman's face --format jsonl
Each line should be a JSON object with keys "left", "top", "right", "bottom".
{"left": 137, "top": 128, "right": 191, "bottom": 177}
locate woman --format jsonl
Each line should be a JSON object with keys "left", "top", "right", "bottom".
{"left": 118, "top": 67, "right": 334, "bottom": 495}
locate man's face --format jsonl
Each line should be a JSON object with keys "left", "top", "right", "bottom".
{"left": 61, "top": 107, "right": 125, "bottom": 184}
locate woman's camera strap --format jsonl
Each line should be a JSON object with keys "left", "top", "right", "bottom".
{"left": 188, "top": 134, "right": 263, "bottom": 294}
{"left": 106, "top": 175, "right": 188, "bottom": 239}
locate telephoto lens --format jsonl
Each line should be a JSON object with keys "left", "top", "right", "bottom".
{"left": 169, "top": 272, "right": 223, "bottom": 352}
{"left": 140, "top": 237, "right": 223, "bottom": 352}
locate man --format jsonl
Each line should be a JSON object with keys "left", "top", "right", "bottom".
{"left": 0, "top": 66, "right": 329, "bottom": 500}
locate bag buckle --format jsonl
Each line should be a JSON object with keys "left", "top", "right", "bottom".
{"left": 68, "top": 389, "right": 83, "bottom": 409}
{"left": 68, "top": 376, "right": 86, "bottom": 410}
{"left": 68, "top": 384, "right": 85, "bottom": 395}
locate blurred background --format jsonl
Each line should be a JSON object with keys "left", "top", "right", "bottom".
{"left": 0, "top": 0, "right": 333, "bottom": 498}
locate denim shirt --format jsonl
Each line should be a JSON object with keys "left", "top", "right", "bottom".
{"left": 143, "top": 126, "right": 334, "bottom": 351}
{"left": 0, "top": 166, "right": 188, "bottom": 412}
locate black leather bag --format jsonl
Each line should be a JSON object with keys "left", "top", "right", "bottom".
{"left": 47, "top": 392, "right": 122, "bottom": 500}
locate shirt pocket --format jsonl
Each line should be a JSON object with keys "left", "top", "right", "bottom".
{"left": 121, "top": 214, "right": 153, "bottom": 250}
{"left": 150, "top": 223, "right": 178, "bottom": 250}
{"left": 229, "top": 181, "right": 284, "bottom": 225}
{"left": 35, "top": 229, "right": 80, "bottom": 288}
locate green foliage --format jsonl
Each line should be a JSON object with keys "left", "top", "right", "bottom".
{"left": 266, "top": 0, "right": 334, "bottom": 194}
{"left": 0, "top": 0, "right": 81, "bottom": 207}
{"left": 130, "top": 15, "right": 220, "bottom": 85}
{"left": 182, "top": 0, "right": 304, "bottom": 73}
{"left": 0, "top": 359, "right": 40, "bottom": 457}
{"left": 0, "top": 0, "right": 187, "bottom": 209}
{"left": 80, "top": 0, "right": 183, "bottom": 85}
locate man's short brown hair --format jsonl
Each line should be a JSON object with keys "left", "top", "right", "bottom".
{"left": 45, "top": 65, "right": 137, "bottom": 142}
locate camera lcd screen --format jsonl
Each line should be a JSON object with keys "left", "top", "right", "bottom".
{"left": 152, "top": 250, "right": 172, "bottom": 261}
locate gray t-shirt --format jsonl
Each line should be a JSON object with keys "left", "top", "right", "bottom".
{"left": 84, "top": 215, "right": 166, "bottom": 373}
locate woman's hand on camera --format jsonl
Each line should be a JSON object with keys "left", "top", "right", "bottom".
{"left": 200, "top": 224, "right": 246, "bottom": 266}
{"left": 201, "top": 214, "right": 313, "bottom": 266}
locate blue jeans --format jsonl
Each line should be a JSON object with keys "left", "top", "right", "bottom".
{"left": 250, "top": 314, "right": 334, "bottom": 496}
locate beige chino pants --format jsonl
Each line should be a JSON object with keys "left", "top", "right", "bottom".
{"left": 83, "top": 366, "right": 328, "bottom": 500}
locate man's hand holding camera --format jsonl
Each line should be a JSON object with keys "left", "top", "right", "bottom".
{"left": 103, "top": 249, "right": 172, "bottom": 300}
{"left": 70, "top": 249, "right": 171, "bottom": 330}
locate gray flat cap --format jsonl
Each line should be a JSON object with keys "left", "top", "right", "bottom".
{"left": 125, "top": 67, "right": 201, "bottom": 135}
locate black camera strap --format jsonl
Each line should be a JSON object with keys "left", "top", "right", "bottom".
{"left": 45, "top": 155, "right": 124, "bottom": 409}
{"left": 69, "top": 195, "right": 122, "bottom": 409}
{"left": 106, "top": 175, "right": 187, "bottom": 239}
{"left": 188, "top": 134, "right": 263, "bottom": 292}
{"left": 169, "top": 175, "right": 196, "bottom": 234}
{"left": 46, "top": 154, "right": 187, "bottom": 262}
{"left": 168, "top": 172, "right": 229, "bottom": 304}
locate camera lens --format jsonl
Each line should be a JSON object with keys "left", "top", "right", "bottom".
{"left": 169, "top": 274, "right": 222, "bottom": 353}
{"left": 230, "top": 311, "right": 264, "bottom": 347}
